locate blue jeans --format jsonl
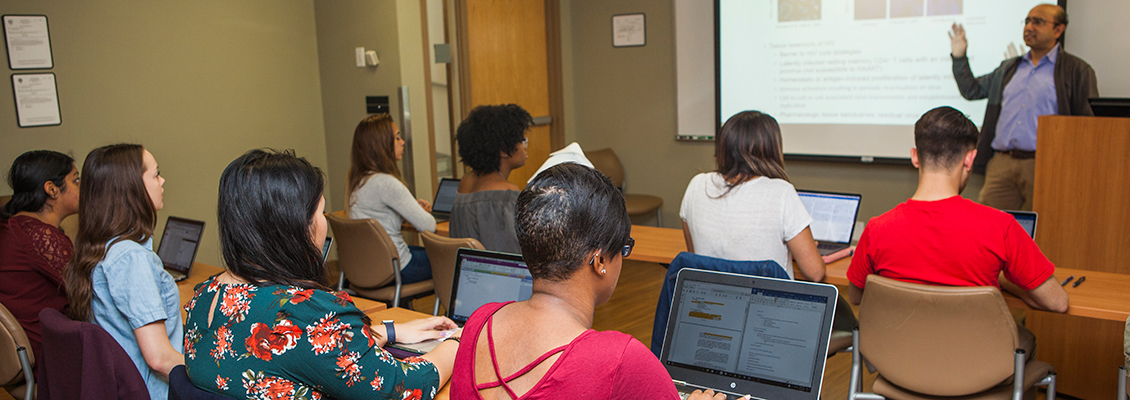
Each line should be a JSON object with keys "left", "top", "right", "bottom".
{"left": 400, "top": 246, "right": 432, "bottom": 285}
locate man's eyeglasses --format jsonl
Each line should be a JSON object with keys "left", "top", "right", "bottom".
{"left": 1024, "top": 17, "right": 1059, "bottom": 27}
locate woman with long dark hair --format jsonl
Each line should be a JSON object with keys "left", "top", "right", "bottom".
{"left": 65, "top": 144, "right": 183, "bottom": 399}
{"left": 679, "top": 111, "right": 825, "bottom": 282}
{"left": 185, "top": 149, "right": 458, "bottom": 399}
{"left": 347, "top": 114, "right": 435, "bottom": 284}
{"left": 0, "top": 150, "right": 80, "bottom": 358}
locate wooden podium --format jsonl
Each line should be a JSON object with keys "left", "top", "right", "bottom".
{"left": 1029, "top": 115, "right": 1130, "bottom": 399}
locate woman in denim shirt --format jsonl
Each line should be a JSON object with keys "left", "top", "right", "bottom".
{"left": 65, "top": 144, "right": 183, "bottom": 399}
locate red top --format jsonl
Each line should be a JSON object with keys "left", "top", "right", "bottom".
{"left": 450, "top": 301, "right": 680, "bottom": 399}
{"left": 0, "top": 215, "right": 73, "bottom": 358}
{"left": 848, "top": 196, "right": 1054, "bottom": 291}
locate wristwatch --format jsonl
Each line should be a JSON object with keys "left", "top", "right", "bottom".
{"left": 382, "top": 320, "right": 396, "bottom": 344}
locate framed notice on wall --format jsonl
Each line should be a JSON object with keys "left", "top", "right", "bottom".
{"left": 612, "top": 13, "right": 646, "bottom": 47}
{"left": 3, "top": 15, "right": 54, "bottom": 70}
{"left": 11, "top": 73, "right": 61, "bottom": 127}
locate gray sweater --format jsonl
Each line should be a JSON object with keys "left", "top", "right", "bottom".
{"left": 348, "top": 173, "right": 436, "bottom": 268}
{"left": 449, "top": 190, "right": 521, "bottom": 254}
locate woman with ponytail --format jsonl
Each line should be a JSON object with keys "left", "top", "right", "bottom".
{"left": 65, "top": 144, "right": 183, "bottom": 399}
{"left": 0, "top": 150, "right": 80, "bottom": 358}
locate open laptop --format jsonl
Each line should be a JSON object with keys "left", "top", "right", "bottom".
{"left": 157, "top": 216, "right": 206, "bottom": 282}
{"left": 388, "top": 248, "right": 532, "bottom": 356}
{"left": 660, "top": 269, "right": 838, "bottom": 400}
{"left": 797, "top": 190, "right": 862, "bottom": 256}
{"left": 430, "top": 178, "right": 460, "bottom": 222}
{"left": 1005, "top": 210, "right": 1038, "bottom": 239}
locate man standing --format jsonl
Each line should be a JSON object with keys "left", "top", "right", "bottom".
{"left": 847, "top": 106, "right": 1068, "bottom": 314}
{"left": 950, "top": 4, "right": 1098, "bottom": 210}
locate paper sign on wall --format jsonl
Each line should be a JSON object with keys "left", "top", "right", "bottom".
{"left": 3, "top": 15, "right": 54, "bottom": 70}
{"left": 12, "top": 73, "right": 62, "bottom": 127}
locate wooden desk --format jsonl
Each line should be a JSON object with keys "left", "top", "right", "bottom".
{"left": 176, "top": 263, "right": 387, "bottom": 321}
{"left": 366, "top": 307, "right": 451, "bottom": 400}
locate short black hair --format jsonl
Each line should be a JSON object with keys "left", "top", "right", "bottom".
{"left": 456, "top": 104, "right": 532, "bottom": 173}
{"left": 914, "top": 106, "right": 979, "bottom": 170}
{"left": 3, "top": 150, "right": 74, "bottom": 219}
{"left": 515, "top": 163, "right": 631, "bottom": 281}
{"left": 218, "top": 149, "right": 327, "bottom": 289}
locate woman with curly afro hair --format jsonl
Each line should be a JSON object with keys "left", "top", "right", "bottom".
{"left": 450, "top": 104, "right": 532, "bottom": 254}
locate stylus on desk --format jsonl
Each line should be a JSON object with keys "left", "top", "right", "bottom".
{"left": 1060, "top": 275, "right": 1074, "bottom": 286}
{"left": 1072, "top": 276, "right": 1086, "bottom": 287}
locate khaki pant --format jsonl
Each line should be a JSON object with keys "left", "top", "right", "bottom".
{"left": 978, "top": 153, "right": 1036, "bottom": 211}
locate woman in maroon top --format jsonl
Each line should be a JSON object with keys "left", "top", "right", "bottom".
{"left": 0, "top": 150, "right": 80, "bottom": 358}
{"left": 449, "top": 163, "right": 733, "bottom": 400}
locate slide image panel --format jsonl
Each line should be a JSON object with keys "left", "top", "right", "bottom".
{"left": 779, "top": 0, "right": 821, "bottom": 22}
{"left": 890, "top": 0, "right": 924, "bottom": 18}
{"left": 927, "top": 0, "right": 962, "bottom": 16}
{"left": 854, "top": 0, "right": 886, "bottom": 20}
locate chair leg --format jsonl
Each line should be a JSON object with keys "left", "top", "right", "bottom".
{"left": 1045, "top": 372, "right": 1055, "bottom": 400}
{"left": 1012, "top": 350, "right": 1026, "bottom": 400}
{"left": 16, "top": 346, "right": 33, "bottom": 400}
{"left": 392, "top": 259, "right": 402, "bottom": 309}
{"left": 849, "top": 329, "right": 861, "bottom": 400}
{"left": 433, "top": 297, "right": 441, "bottom": 316}
{"left": 655, "top": 208, "right": 663, "bottom": 227}
{"left": 1117, "top": 366, "right": 1125, "bottom": 400}
{"left": 337, "top": 271, "right": 345, "bottom": 291}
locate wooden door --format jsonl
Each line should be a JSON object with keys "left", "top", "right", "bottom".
{"left": 457, "top": 0, "right": 564, "bottom": 188}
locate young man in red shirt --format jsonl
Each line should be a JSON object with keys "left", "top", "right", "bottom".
{"left": 846, "top": 106, "right": 1068, "bottom": 313}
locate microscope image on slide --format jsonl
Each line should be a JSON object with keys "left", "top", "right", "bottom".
{"left": 779, "top": 0, "right": 821, "bottom": 22}
{"left": 855, "top": 0, "right": 963, "bottom": 20}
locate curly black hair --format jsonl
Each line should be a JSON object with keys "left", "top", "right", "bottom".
{"left": 456, "top": 104, "right": 532, "bottom": 173}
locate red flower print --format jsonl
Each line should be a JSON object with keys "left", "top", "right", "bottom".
{"left": 185, "top": 325, "right": 202, "bottom": 360}
{"left": 335, "top": 352, "right": 365, "bottom": 387}
{"left": 245, "top": 319, "right": 303, "bottom": 361}
{"left": 362, "top": 323, "right": 377, "bottom": 348}
{"left": 211, "top": 325, "right": 235, "bottom": 360}
{"left": 216, "top": 375, "right": 230, "bottom": 391}
{"left": 333, "top": 291, "right": 353, "bottom": 307}
{"left": 288, "top": 288, "right": 314, "bottom": 304}
{"left": 306, "top": 313, "right": 354, "bottom": 355}
{"left": 401, "top": 388, "right": 423, "bottom": 400}
{"left": 242, "top": 370, "right": 301, "bottom": 400}
{"left": 220, "top": 285, "right": 256, "bottom": 323}
{"left": 370, "top": 375, "right": 385, "bottom": 391}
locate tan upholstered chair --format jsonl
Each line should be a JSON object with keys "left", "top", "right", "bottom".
{"left": 585, "top": 148, "right": 664, "bottom": 226}
{"left": 850, "top": 275, "right": 1056, "bottom": 400}
{"left": 0, "top": 302, "right": 34, "bottom": 400}
{"left": 420, "top": 231, "right": 484, "bottom": 316}
{"left": 325, "top": 212, "right": 434, "bottom": 309}
{"left": 0, "top": 196, "right": 10, "bottom": 209}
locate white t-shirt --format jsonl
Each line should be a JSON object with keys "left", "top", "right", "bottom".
{"left": 679, "top": 173, "right": 812, "bottom": 279}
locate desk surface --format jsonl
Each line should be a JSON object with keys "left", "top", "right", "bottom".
{"left": 367, "top": 307, "right": 451, "bottom": 400}
{"left": 176, "top": 263, "right": 387, "bottom": 321}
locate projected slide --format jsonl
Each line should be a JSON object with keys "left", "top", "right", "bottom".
{"left": 717, "top": 0, "right": 1046, "bottom": 159}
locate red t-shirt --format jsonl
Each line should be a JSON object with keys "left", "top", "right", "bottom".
{"left": 450, "top": 301, "right": 680, "bottom": 400}
{"left": 848, "top": 196, "right": 1054, "bottom": 291}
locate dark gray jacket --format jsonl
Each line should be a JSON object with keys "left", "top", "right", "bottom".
{"left": 951, "top": 49, "right": 1099, "bottom": 174}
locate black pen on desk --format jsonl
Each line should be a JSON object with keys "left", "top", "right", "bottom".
{"left": 1060, "top": 275, "right": 1074, "bottom": 286}
{"left": 1072, "top": 276, "right": 1086, "bottom": 288}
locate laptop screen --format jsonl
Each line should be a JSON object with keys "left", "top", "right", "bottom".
{"left": 449, "top": 249, "right": 533, "bottom": 324}
{"left": 1006, "top": 211, "right": 1037, "bottom": 239}
{"left": 665, "top": 279, "right": 829, "bottom": 392}
{"left": 432, "top": 178, "right": 460, "bottom": 214}
{"left": 797, "top": 190, "right": 861, "bottom": 244}
{"left": 157, "top": 217, "right": 205, "bottom": 274}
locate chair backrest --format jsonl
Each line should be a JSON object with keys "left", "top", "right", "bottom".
{"left": 325, "top": 212, "right": 398, "bottom": 290}
{"left": 584, "top": 148, "right": 625, "bottom": 188}
{"left": 0, "top": 196, "right": 10, "bottom": 209}
{"left": 859, "top": 275, "right": 1020, "bottom": 396}
{"left": 0, "top": 302, "right": 32, "bottom": 387}
{"left": 420, "top": 231, "right": 484, "bottom": 314}
{"left": 37, "top": 308, "right": 149, "bottom": 399}
{"left": 169, "top": 365, "right": 234, "bottom": 400}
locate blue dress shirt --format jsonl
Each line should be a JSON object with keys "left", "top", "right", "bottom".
{"left": 993, "top": 45, "right": 1059, "bottom": 152}
{"left": 91, "top": 237, "right": 183, "bottom": 400}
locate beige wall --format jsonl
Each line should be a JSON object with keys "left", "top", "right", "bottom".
{"left": 314, "top": 0, "right": 435, "bottom": 216}
{"left": 0, "top": 1, "right": 329, "bottom": 267}
{"left": 564, "top": 0, "right": 982, "bottom": 228}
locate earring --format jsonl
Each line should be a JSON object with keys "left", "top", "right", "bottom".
{"left": 601, "top": 269, "right": 606, "bottom": 274}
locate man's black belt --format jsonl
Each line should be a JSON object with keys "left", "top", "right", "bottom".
{"left": 997, "top": 150, "right": 1036, "bottom": 159}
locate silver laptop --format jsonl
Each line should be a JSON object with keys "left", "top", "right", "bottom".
{"left": 430, "top": 178, "right": 460, "bottom": 222}
{"left": 388, "top": 248, "right": 532, "bottom": 355}
{"left": 157, "top": 216, "right": 205, "bottom": 282}
{"left": 1005, "top": 210, "right": 1037, "bottom": 239}
{"left": 660, "top": 269, "right": 838, "bottom": 400}
{"left": 797, "top": 190, "right": 862, "bottom": 256}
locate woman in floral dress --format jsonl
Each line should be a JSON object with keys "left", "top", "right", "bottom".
{"left": 184, "top": 149, "right": 460, "bottom": 399}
